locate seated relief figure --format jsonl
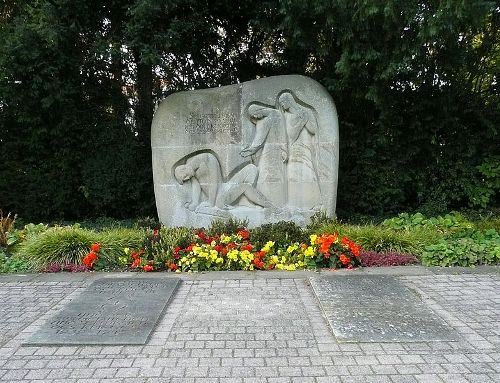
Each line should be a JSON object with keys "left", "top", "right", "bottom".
{"left": 174, "top": 152, "right": 273, "bottom": 213}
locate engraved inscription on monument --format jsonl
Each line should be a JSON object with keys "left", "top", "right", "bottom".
{"left": 185, "top": 111, "right": 238, "bottom": 135}
{"left": 25, "top": 278, "right": 180, "bottom": 345}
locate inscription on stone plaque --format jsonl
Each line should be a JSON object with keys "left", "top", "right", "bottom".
{"left": 25, "top": 278, "right": 180, "bottom": 345}
{"left": 310, "top": 276, "right": 458, "bottom": 343}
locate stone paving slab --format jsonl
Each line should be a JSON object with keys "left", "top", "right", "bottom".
{"left": 310, "top": 276, "right": 459, "bottom": 343}
{"left": 25, "top": 278, "right": 180, "bottom": 346}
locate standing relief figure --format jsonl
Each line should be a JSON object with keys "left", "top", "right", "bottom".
{"left": 174, "top": 151, "right": 272, "bottom": 212}
{"left": 240, "top": 103, "right": 288, "bottom": 206}
{"left": 278, "top": 92, "right": 321, "bottom": 209}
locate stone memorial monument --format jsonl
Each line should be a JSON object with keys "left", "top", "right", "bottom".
{"left": 152, "top": 75, "right": 338, "bottom": 227}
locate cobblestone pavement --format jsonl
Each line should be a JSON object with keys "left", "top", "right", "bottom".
{"left": 0, "top": 267, "right": 498, "bottom": 382}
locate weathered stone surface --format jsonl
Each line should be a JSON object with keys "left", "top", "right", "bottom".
{"left": 25, "top": 278, "right": 180, "bottom": 345}
{"left": 310, "top": 276, "right": 458, "bottom": 343}
{"left": 151, "top": 75, "right": 339, "bottom": 227}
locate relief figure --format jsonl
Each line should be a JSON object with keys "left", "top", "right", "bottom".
{"left": 278, "top": 91, "right": 321, "bottom": 209}
{"left": 174, "top": 152, "right": 272, "bottom": 212}
{"left": 240, "top": 103, "right": 287, "bottom": 206}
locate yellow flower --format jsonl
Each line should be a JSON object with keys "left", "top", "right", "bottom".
{"left": 276, "top": 264, "right": 283, "bottom": 270}
{"left": 281, "top": 256, "right": 287, "bottom": 263}
{"left": 210, "top": 250, "right": 218, "bottom": 261}
{"left": 310, "top": 234, "right": 317, "bottom": 245}
{"left": 123, "top": 247, "right": 130, "bottom": 255}
{"left": 262, "top": 241, "right": 275, "bottom": 252}
{"left": 271, "top": 255, "right": 279, "bottom": 264}
{"left": 220, "top": 234, "right": 230, "bottom": 244}
{"left": 216, "top": 257, "right": 224, "bottom": 264}
{"left": 228, "top": 250, "right": 238, "bottom": 261}
{"left": 192, "top": 245, "right": 201, "bottom": 254}
{"left": 304, "top": 246, "right": 315, "bottom": 258}
{"left": 287, "top": 244, "right": 298, "bottom": 253}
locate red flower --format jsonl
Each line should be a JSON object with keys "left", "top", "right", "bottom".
{"left": 339, "top": 254, "right": 350, "bottom": 266}
{"left": 90, "top": 243, "right": 100, "bottom": 253}
{"left": 237, "top": 229, "right": 250, "bottom": 240}
{"left": 241, "top": 244, "right": 253, "bottom": 251}
{"left": 227, "top": 242, "right": 237, "bottom": 249}
{"left": 143, "top": 264, "right": 154, "bottom": 272}
{"left": 131, "top": 258, "right": 141, "bottom": 268}
{"left": 253, "top": 259, "right": 265, "bottom": 269}
{"left": 153, "top": 228, "right": 159, "bottom": 236}
{"left": 83, "top": 251, "right": 98, "bottom": 268}
{"left": 214, "top": 245, "right": 223, "bottom": 252}
{"left": 168, "top": 262, "right": 178, "bottom": 271}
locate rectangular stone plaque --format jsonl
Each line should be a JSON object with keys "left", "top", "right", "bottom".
{"left": 310, "top": 276, "right": 458, "bottom": 343}
{"left": 25, "top": 278, "right": 180, "bottom": 345}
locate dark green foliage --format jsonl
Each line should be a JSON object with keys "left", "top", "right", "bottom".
{"left": 421, "top": 229, "right": 500, "bottom": 267}
{"left": 207, "top": 218, "right": 249, "bottom": 237}
{"left": 1, "top": 1, "right": 498, "bottom": 221}
{"left": 250, "top": 221, "right": 308, "bottom": 250}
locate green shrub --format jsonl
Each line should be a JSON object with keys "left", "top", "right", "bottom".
{"left": 144, "top": 226, "right": 194, "bottom": 266}
{"left": 382, "top": 212, "right": 473, "bottom": 233}
{"left": 207, "top": 218, "right": 249, "bottom": 237}
{"left": 0, "top": 252, "right": 29, "bottom": 273}
{"left": 421, "top": 229, "right": 500, "bottom": 267}
{"left": 306, "top": 211, "right": 339, "bottom": 233}
{"left": 17, "top": 226, "right": 97, "bottom": 270}
{"left": 474, "top": 217, "right": 500, "bottom": 233}
{"left": 250, "top": 221, "right": 308, "bottom": 250}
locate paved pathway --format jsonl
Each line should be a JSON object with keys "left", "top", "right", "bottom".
{"left": 0, "top": 266, "right": 498, "bottom": 382}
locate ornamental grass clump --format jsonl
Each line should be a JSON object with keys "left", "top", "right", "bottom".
{"left": 17, "top": 226, "right": 97, "bottom": 271}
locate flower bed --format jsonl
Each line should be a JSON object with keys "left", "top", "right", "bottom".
{"left": 84, "top": 228, "right": 362, "bottom": 272}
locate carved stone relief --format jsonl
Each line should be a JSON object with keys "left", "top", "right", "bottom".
{"left": 152, "top": 75, "right": 339, "bottom": 227}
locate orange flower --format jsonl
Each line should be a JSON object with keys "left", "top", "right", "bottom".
{"left": 83, "top": 251, "right": 98, "bottom": 268}
{"left": 237, "top": 229, "right": 250, "bottom": 240}
{"left": 90, "top": 243, "right": 101, "bottom": 253}
{"left": 339, "top": 254, "right": 350, "bottom": 265}
{"left": 143, "top": 264, "right": 154, "bottom": 272}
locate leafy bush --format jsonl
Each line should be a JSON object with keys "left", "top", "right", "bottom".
{"left": 421, "top": 229, "right": 500, "bottom": 267}
{"left": 474, "top": 217, "right": 500, "bottom": 233}
{"left": 359, "top": 251, "right": 419, "bottom": 267}
{"left": 306, "top": 211, "right": 339, "bottom": 232}
{"left": 5, "top": 222, "right": 49, "bottom": 250}
{"left": 250, "top": 221, "right": 308, "bottom": 250}
{"left": 207, "top": 218, "right": 249, "bottom": 237}
{"left": 0, "top": 253, "right": 29, "bottom": 273}
{"left": 144, "top": 226, "right": 194, "bottom": 266}
{"left": 382, "top": 212, "right": 473, "bottom": 233}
